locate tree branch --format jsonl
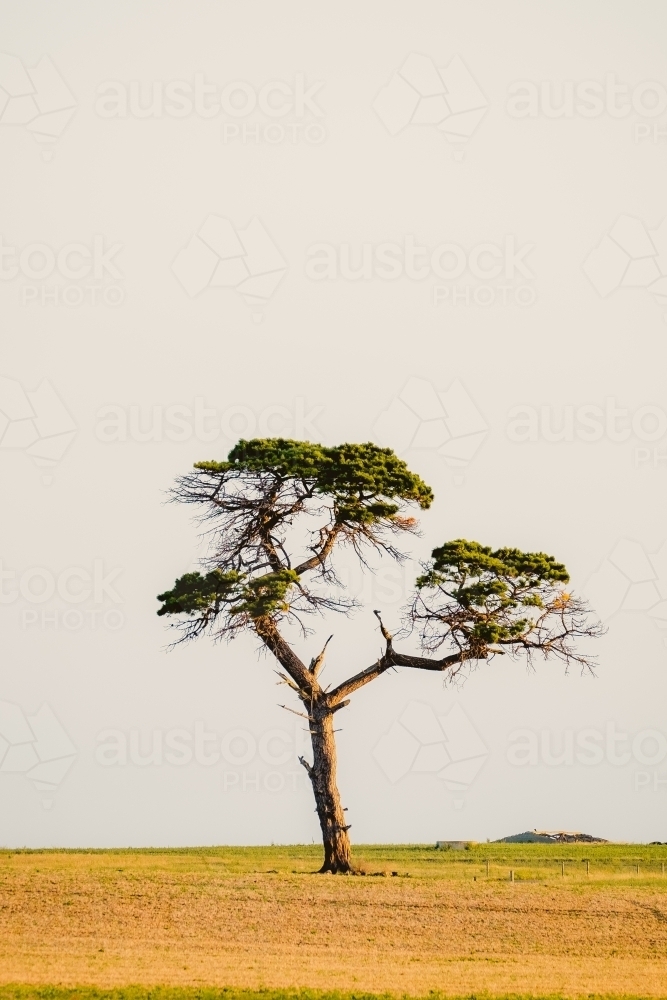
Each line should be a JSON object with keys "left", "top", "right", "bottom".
{"left": 279, "top": 704, "right": 312, "bottom": 720}
{"left": 327, "top": 647, "right": 465, "bottom": 704}
{"left": 373, "top": 608, "right": 393, "bottom": 644}
{"left": 298, "top": 755, "right": 313, "bottom": 777}
{"left": 309, "top": 635, "right": 333, "bottom": 677}
{"left": 389, "top": 650, "right": 466, "bottom": 672}
{"left": 255, "top": 616, "right": 320, "bottom": 696}
{"left": 275, "top": 670, "right": 301, "bottom": 693}
{"left": 294, "top": 523, "right": 344, "bottom": 576}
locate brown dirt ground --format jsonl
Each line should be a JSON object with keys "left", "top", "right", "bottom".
{"left": 1, "top": 850, "right": 667, "bottom": 996}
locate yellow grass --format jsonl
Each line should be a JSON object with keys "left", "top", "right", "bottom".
{"left": 1, "top": 845, "right": 667, "bottom": 998}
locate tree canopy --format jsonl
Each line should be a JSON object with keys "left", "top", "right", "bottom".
{"left": 158, "top": 438, "right": 601, "bottom": 679}
{"left": 158, "top": 438, "right": 433, "bottom": 640}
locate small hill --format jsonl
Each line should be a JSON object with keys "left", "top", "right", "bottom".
{"left": 496, "top": 829, "right": 607, "bottom": 844}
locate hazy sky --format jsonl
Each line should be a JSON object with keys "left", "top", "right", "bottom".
{"left": 2, "top": 0, "right": 667, "bottom": 847}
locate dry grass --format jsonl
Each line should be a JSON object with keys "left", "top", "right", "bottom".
{"left": 1, "top": 846, "right": 667, "bottom": 997}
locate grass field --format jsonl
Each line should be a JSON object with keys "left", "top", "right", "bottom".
{"left": 1, "top": 844, "right": 667, "bottom": 1000}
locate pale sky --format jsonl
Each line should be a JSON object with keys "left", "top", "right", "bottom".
{"left": 1, "top": 0, "right": 667, "bottom": 846}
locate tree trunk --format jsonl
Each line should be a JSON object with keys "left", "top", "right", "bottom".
{"left": 304, "top": 704, "right": 353, "bottom": 873}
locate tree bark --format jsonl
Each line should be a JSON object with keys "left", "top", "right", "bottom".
{"left": 302, "top": 703, "right": 352, "bottom": 873}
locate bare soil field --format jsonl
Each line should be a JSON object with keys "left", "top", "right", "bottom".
{"left": 1, "top": 845, "right": 667, "bottom": 998}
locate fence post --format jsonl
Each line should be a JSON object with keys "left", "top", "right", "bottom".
{"left": 509, "top": 869, "right": 514, "bottom": 882}
{"left": 561, "top": 861, "right": 564, "bottom": 877}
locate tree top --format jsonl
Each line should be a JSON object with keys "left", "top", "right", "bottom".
{"left": 193, "top": 438, "right": 433, "bottom": 511}
{"left": 157, "top": 439, "right": 434, "bottom": 640}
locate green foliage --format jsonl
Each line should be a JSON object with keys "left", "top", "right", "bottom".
{"left": 156, "top": 570, "right": 241, "bottom": 617}
{"left": 418, "top": 540, "right": 568, "bottom": 600}
{"left": 232, "top": 569, "right": 299, "bottom": 618}
{"left": 314, "top": 441, "right": 433, "bottom": 510}
{"left": 196, "top": 438, "right": 326, "bottom": 479}
{"left": 426, "top": 539, "right": 569, "bottom": 585}
{"left": 157, "top": 569, "right": 300, "bottom": 621}
{"left": 334, "top": 501, "right": 400, "bottom": 524}
{"left": 415, "top": 539, "right": 572, "bottom": 648}
{"left": 195, "top": 438, "right": 433, "bottom": 517}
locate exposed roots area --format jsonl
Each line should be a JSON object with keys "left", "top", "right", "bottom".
{"left": 317, "top": 862, "right": 357, "bottom": 875}
{"left": 317, "top": 861, "right": 397, "bottom": 875}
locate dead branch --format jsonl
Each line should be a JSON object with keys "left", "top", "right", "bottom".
{"left": 373, "top": 609, "right": 393, "bottom": 645}
{"left": 279, "top": 704, "right": 312, "bottom": 721}
{"left": 298, "top": 755, "right": 313, "bottom": 777}
{"left": 275, "top": 670, "right": 301, "bottom": 693}
{"left": 309, "top": 635, "right": 333, "bottom": 677}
